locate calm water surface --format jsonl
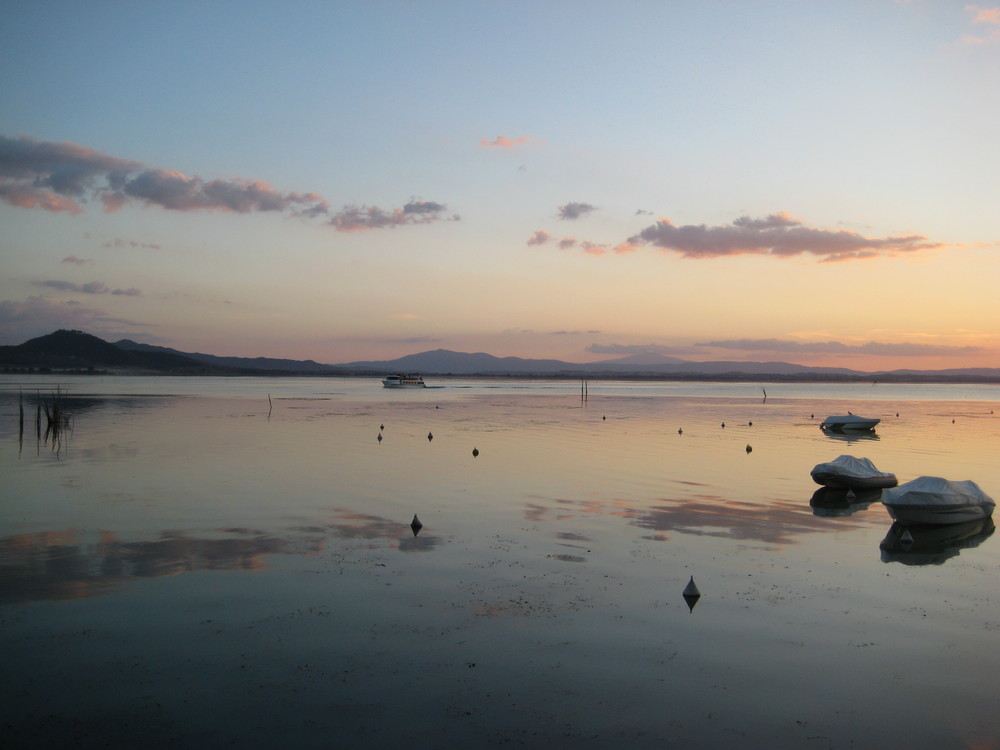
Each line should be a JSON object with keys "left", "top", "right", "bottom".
{"left": 1, "top": 376, "right": 998, "bottom": 748}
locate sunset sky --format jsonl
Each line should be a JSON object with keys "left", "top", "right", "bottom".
{"left": 2, "top": 1, "right": 999, "bottom": 371}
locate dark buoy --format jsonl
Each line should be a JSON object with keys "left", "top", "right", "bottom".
{"left": 745, "top": 444, "right": 752, "bottom": 453}
{"left": 377, "top": 433, "right": 383, "bottom": 443}
{"left": 410, "top": 514, "right": 423, "bottom": 536}
{"left": 721, "top": 422, "right": 725, "bottom": 428}
{"left": 683, "top": 576, "right": 701, "bottom": 612}
{"left": 602, "top": 415, "right": 606, "bottom": 421}
{"left": 380, "top": 424, "right": 384, "bottom": 430}
{"left": 678, "top": 427, "right": 683, "bottom": 434}
{"left": 427, "top": 431, "right": 433, "bottom": 441}
{"left": 748, "top": 420, "right": 753, "bottom": 427}
{"left": 472, "top": 447, "right": 479, "bottom": 457}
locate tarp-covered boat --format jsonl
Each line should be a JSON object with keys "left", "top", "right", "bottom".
{"left": 810, "top": 455, "right": 897, "bottom": 489}
{"left": 881, "top": 476, "right": 995, "bottom": 525}
{"left": 820, "top": 414, "right": 880, "bottom": 431}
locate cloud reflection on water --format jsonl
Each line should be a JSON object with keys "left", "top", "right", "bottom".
{"left": 0, "top": 509, "right": 442, "bottom": 604}
{"left": 527, "top": 493, "right": 875, "bottom": 548}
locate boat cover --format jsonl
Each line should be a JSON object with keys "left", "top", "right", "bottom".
{"left": 881, "top": 476, "right": 995, "bottom": 509}
{"left": 810, "top": 455, "right": 897, "bottom": 487}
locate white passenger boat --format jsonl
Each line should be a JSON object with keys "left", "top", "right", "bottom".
{"left": 810, "top": 455, "right": 897, "bottom": 489}
{"left": 881, "top": 476, "right": 995, "bottom": 525}
{"left": 820, "top": 414, "right": 880, "bottom": 431}
{"left": 382, "top": 373, "right": 426, "bottom": 388}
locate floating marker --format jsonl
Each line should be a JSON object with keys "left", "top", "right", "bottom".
{"left": 427, "top": 431, "right": 433, "bottom": 441}
{"left": 683, "top": 576, "right": 701, "bottom": 612}
{"left": 380, "top": 424, "right": 384, "bottom": 430}
{"left": 745, "top": 444, "right": 752, "bottom": 453}
{"left": 410, "top": 514, "right": 423, "bottom": 535}
{"left": 721, "top": 422, "right": 725, "bottom": 428}
{"left": 472, "top": 447, "right": 479, "bottom": 457}
{"left": 678, "top": 428, "right": 683, "bottom": 434}
{"left": 748, "top": 420, "right": 753, "bottom": 427}
{"left": 377, "top": 433, "right": 383, "bottom": 443}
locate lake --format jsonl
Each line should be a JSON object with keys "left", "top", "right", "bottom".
{"left": 1, "top": 375, "right": 998, "bottom": 749}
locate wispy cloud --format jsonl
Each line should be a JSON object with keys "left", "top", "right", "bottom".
{"left": 479, "top": 135, "right": 533, "bottom": 149}
{"left": 329, "top": 200, "right": 458, "bottom": 232}
{"left": 698, "top": 338, "right": 984, "bottom": 357}
{"left": 627, "top": 212, "right": 942, "bottom": 262}
{"left": 103, "top": 238, "right": 161, "bottom": 250}
{"left": 527, "top": 230, "right": 551, "bottom": 246}
{"left": 35, "top": 280, "right": 142, "bottom": 296}
{"left": 558, "top": 202, "right": 597, "bottom": 220}
{"left": 61, "top": 255, "right": 91, "bottom": 265}
{"left": 0, "top": 296, "right": 104, "bottom": 341}
{"left": 0, "top": 135, "right": 455, "bottom": 232}
{"left": 588, "top": 343, "right": 687, "bottom": 356}
{"left": 963, "top": 5, "right": 1000, "bottom": 44}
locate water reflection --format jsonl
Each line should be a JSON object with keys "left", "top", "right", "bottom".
{"left": 879, "top": 518, "right": 995, "bottom": 566}
{"left": 0, "top": 527, "right": 323, "bottom": 604}
{"left": 526, "top": 494, "right": 873, "bottom": 547}
{"left": 809, "top": 486, "right": 883, "bottom": 517}
{"left": 821, "top": 429, "right": 880, "bottom": 444}
{"left": 324, "top": 509, "right": 443, "bottom": 552}
{"left": 0, "top": 509, "right": 442, "bottom": 604}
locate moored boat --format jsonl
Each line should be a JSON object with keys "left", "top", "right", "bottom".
{"left": 881, "top": 476, "right": 995, "bottom": 525}
{"left": 820, "top": 414, "right": 880, "bottom": 431}
{"left": 382, "top": 373, "right": 426, "bottom": 388}
{"left": 810, "top": 455, "right": 897, "bottom": 490}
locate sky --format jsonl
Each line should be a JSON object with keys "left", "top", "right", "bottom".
{"left": 1, "top": 1, "right": 999, "bottom": 371}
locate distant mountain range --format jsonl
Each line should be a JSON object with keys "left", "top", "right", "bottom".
{"left": 2, "top": 329, "right": 999, "bottom": 383}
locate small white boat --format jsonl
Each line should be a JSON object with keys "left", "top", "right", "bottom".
{"left": 881, "top": 476, "right": 995, "bottom": 525}
{"left": 810, "top": 455, "right": 897, "bottom": 489}
{"left": 382, "top": 373, "right": 426, "bottom": 388}
{"left": 820, "top": 414, "right": 880, "bottom": 431}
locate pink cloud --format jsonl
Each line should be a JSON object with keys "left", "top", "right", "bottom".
{"left": 527, "top": 230, "right": 551, "bottom": 246}
{"left": 963, "top": 5, "right": 1000, "bottom": 43}
{"left": 968, "top": 5, "right": 1000, "bottom": 24}
{"left": 480, "top": 135, "right": 532, "bottom": 148}
{"left": 627, "top": 212, "right": 942, "bottom": 262}
{"left": 0, "top": 183, "right": 82, "bottom": 214}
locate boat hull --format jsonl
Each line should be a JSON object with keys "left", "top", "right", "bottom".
{"left": 884, "top": 504, "right": 994, "bottom": 526}
{"left": 381, "top": 374, "right": 426, "bottom": 388}
{"left": 881, "top": 476, "right": 995, "bottom": 526}
{"left": 810, "top": 455, "right": 897, "bottom": 489}
{"left": 820, "top": 415, "right": 880, "bottom": 431}
{"left": 811, "top": 472, "right": 897, "bottom": 489}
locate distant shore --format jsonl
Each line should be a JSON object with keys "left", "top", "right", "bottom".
{"left": 3, "top": 367, "right": 1000, "bottom": 385}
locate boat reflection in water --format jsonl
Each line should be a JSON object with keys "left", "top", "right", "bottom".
{"left": 809, "top": 486, "right": 883, "bottom": 517}
{"left": 879, "top": 518, "right": 995, "bottom": 566}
